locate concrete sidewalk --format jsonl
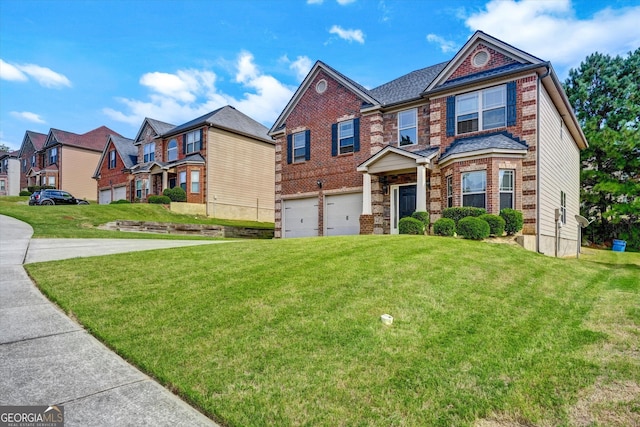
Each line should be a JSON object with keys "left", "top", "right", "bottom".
{"left": 0, "top": 215, "right": 219, "bottom": 426}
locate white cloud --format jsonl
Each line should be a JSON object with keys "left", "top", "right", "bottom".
{"left": 307, "top": 0, "right": 323, "bottom": 4}
{"left": 465, "top": 0, "right": 640, "bottom": 71}
{"left": 336, "top": 0, "right": 356, "bottom": 4}
{"left": 0, "top": 59, "right": 71, "bottom": 88}
{"left": 329, "top": 25, "right": 365, "bottom": 44}
{"left": 283, "top": 55, "right": 313, "bottom": 81}
{"left": 104, "top": 51, "right": 295, "bottom": 128}
{"left": 0, "top": 59, "right": 28, "bottom": 82}
{"left": 426, "top": 34, "right": 459, "bottom": 53}
{"left": 10, "top": 111, "right": 46, "bottom": 124}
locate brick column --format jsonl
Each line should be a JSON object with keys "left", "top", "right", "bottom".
{"left": 360, "top": 214, "right": 374, "bottom": 234}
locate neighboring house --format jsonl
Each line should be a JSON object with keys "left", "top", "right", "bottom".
{"left": 94, "top": 106, "right": 275, "bottom": 222}
{"left": 0, "top": 150, "right": 20, "bottom": 196}
{"left": 17, "top": 131, "right": 47, "bottom": 190}
{"left": 269, "top": 31, "right": 587, "bottom": 257}
{"left": 92, "top": 134, "right": 138, "bottom": 204}
{"left": 18, "top": 126, "right": 120, "bottom": 200}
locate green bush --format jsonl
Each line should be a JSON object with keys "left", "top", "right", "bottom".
{"left": 163, "top": 187, "right": 187, "bottom": 202}
{"left": 109, "top": 199, "right": 131, "bottom": 204}
{"left": 500, "top": 208, "right": 524, "bottom": 235}
{"left": 148, "top": 195, "right": 171, "bottom": 204}
{"left": 19, "top": 190, "right": 32, "bottom": 196}
{"left": 399, "top": 217, "right": 425, "bottom": 235}
{"left": 457, "top": 216, "right": 490, "bottom": 240}
{"left": 479, "top": 214, "right": 505, "bottom": 236}
{"left": 433, "top": 218, "right": 456, "bottom": 236}
{"left": 442, "top": 207, "right": 486, "bottom": 225}
{"left": 411, "top": 211, "right": 430, "bottom": 227}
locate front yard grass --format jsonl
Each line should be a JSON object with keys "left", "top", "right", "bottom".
{"left": 26, "top": 236, "right": 640, "bottom": 426}
{"left": 0, "top": 196, "right": 273, "bottom": 239}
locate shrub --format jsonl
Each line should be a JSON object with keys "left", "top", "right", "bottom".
{"left": 500, "top": 208, "right": 524, "bottom": 235}
{"left": 148, "top": 195, "right": 171, "bottom": 204}
{"left": 479, "top": 214, "right": 505, "bottom": 237}
{"left": 399, "top": 217, "right": 425, "bottom": 235}
{"left": 163, "top": 187, "right": 187, "bottom": 202}
{"left": 433, "top": 218, "right": 456, "bottom": 236}
{"left": 19, "top": 190, "right": 32, "bottom": 196}
{"left": 442, "top": 207, "right": 486, "bottom": 225}
{"left": 457, "top": 216, "right": 490, "bottom": 240}
{"left": 411, "top": 211, "right": 430, "bottom": 227}
{"left": 110, "top": 199, "right": 131, "bottom": 204}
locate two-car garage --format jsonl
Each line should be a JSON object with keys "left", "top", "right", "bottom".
{"left": 98, "top": 186, "right": 126, "bottom": 204}
{"left": 282, "top": 192, "right": 362, "bottom": 238}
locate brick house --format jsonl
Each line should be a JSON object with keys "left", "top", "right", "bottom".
{"left": 18, "top": 126, "right": 120, "bottom": 200}
{"left": 0, "top": 150, "right": 20, "bottom": 196}
{"left": 93, "top": 134, "right": 137, "bottom": 203}
{"left": 94, "top": 106, "right": 275, "bottom": 222}
{"left": 269, "top": 31, "right": 587, "bottom": 257}
{"left": 17, "top": 131, "right": 47, "bottom": 190}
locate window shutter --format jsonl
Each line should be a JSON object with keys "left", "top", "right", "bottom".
{"left": 507, "top": 81, "right": 516, "bottom": 126}
{"left": 304, "top": 130, "right": 311, "bottom": 161}
{"left": 354, "top": 118, "right": 360, "bottom": 152}
{"left": 199, "top": 129, "right": 203, "bottom": 150}
{"left": 182, "top": 135, "right": 186, "bottom": 154}
{"left": 331, "top": 123, "right": 338, "bottom": 157}
{"left": 286, "top": 134, "right": 292, "bottom": 164}
{"left": 446, "top": 96, "right": 455, "bottom": 137}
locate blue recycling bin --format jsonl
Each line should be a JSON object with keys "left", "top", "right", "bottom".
{"left": 612, "top": 239, "right": 627, "bottom": 252}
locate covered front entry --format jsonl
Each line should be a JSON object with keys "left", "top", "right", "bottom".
{"left": 391, "top": 184, "right": 416, "bottom": 234}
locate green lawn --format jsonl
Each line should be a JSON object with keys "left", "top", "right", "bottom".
{"left": 25, "top": 235, "right": 640, "bottom": 426}
{"left": 0, "top": 196, "right": 273, "bottom": 239}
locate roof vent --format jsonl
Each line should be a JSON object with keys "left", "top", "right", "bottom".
{"left": 472, "top": 50, "right": 489, "bottom": 67}
{"left": 315, "top": 79, "right": 327, "bottom": 94}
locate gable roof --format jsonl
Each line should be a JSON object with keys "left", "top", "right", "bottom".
{"left": 164, "top": 105, "right": 272, "bottom": 143}
{"left": 92, "top": 134, "right": 136, "bottom": 178}
{"left": 44, "top": 126, "right": 121, "bottom": 152}
{"left": 18, "top": 131, "right": 48, "bottom": 157}
{"left": 133, "top": 117, "right": 176, "bottom": 144}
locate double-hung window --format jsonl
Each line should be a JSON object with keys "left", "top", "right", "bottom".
{"left": 49, "top": 147, "right": 58, "bottom": 164}
{"left": 338, "top": 120, "right": 354, "bottom": 154}
{"left": 167, "top": 139, "right": 178, "bottom": 161}
{"left": 143, "top": 143, "right": 155, "bottom": 162}
{"left": 446, "top": 175, "right": 454, "bottom": 208}
{"left": 0, "top": 180, "right": 5, "bottom": 191}
{"left": 398, "top": 109, "right": 417, "bottom": 146}
{"left": 109, "top": 150, "right": 116, "bottom": 169}
{"left": 179, "top": 171, "right": 187, "bottom": 191}
{"left": 135, "top": 179, "right": 149, "bottom": 199}
{"left": 185, "top": 130, "right": 201, "bottom": 154}
{"left": 190, "top": 170, "right": 200, "bottom": 193}
{"left": 293, "top": 132, "right": 306, "bottom": 163}
{"left": 31, "top": 155, "right": 36, "bottom": 167}
{"left": 22, "top": 159, "right": 27, "bottom": 172}
{"left": 456, "top": 85, "right": 506, "bottom": 135}
{"left": 499, "top": 170, "right": 514, "bottom": 210}
{"left": 462, "top": 170, "right": 486, "bottom": 208}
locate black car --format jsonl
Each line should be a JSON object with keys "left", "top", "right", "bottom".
{"left": 38, "top": 189, "right": 89, "bottom": 205}
{"left": 28, "top": 190, "right": 42, "bottom": 206}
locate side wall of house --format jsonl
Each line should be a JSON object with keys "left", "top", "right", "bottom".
{"left": 538, "top": 84, "right": 580, "bottom": 257}
{"left": 8, "top": 158, "right": 20, "bottom": 195}
{"left": 207, "top": 128, "right": 275, "bottom": 222}
{"left": 61, "top": 147, "right": 101, "bottom": 200}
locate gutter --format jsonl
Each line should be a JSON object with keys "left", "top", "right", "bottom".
{"left": 536, "top": 64, "right": 551, "bottom": 254}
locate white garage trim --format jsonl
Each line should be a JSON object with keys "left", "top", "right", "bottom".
{"left": 324, "top": 192, "right": 363, "bottom": 236}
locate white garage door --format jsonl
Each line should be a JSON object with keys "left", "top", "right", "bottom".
{"left": 99, "top": 189, "right": 112, "bottom": 205}
{"left": 325, "top": 193, "right": 363, "bottom": 236}
{"left": 283, "top": 198, "right": 318, "bottom": 238}
{"left": 113, "top": 186, "right": 126, "bottom": 202}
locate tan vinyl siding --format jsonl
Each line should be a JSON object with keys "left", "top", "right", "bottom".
{"left": 538, "top": 85, "right": 580, "bottom": 256}
{"left": 206, "top": 128, "right": 275, "bottom": 222}
{"left": 61, "top": 147, "right": 101, "bottom": 201}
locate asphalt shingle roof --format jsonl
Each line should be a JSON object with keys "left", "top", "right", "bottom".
{"left": 146, "top": 118, "right": 176, "bottom": 136}
{"left": 440, "top": 131, "right": 528, "bottom": 160}
{"left": 26, "top": 131, "right": 47, "bottom": 151}
{"left": 369, "top": 62, "right": 449, "bottom": 106}
{"left": 46, "top": 126, "right": 121, "bottom": 152}
{"left": 165, "top": 106, "right": 271, "bottom": 143}
{"left": 110, "top": 135, "right": 137, "bottom": 169}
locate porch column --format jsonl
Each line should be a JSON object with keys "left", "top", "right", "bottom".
{"left": 362, "top": 172, "right": 372, "bottom": 215}
{"left": 162, "top": 170, "right": 168, "bottom": 191}
{"left": 416, "top": 164, "right": 427, "bottom": 212}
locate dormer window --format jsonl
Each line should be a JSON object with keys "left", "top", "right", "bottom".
{"left": 398, "top": 108, "right": 417, "bottom": 146}
{"left": 456, "top": 85, "right": 506, "bottom": 135}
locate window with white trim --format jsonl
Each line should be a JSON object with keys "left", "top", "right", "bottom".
{"left": 167, "top": 139, "right": 178, "bottom": 161}
{"left": 398, "top": 109, "right": 417, "bottom": 146}
{"left": 456, "top": 85, "right": 506, "bottom": 134}
{"left": 499, "top": 170, "right": 514, "bottom": 210}
{"left": 22, "top": 159, "right": 27, "bottom": 172}
{"left": 48, "top": 176, "right": 55, "bottom": 186}
{"left": 190, "top": 170, "right": 200, "bottom": 193}
{"left": 143, "top": 143, "right": 155, "bottom": 162}
{"left": 0, "top": 180, "right": 6, "bottom": 191}
{"left": 179, "top": 171, "right": 187, "bottom": 191}
{"left": 31, "top": 155, "right": 36, "bottom": 167}
{"left": 338, "top": 120, "right": 354, "bottom": 154}
{"left": 185, "top": 130, "right": 201, "bottom": 153}
{"left": 109, "top": 150, "right": 116, "bottom": 169}
{"left": 135, "top": 179, "right": 149, "bottom": 199}
{"left": 293, "top": 132, "right": 306, "bottom": 163}
{"left": 560, "top": 191, "right": 567, "bottom": 224}
{"left": 446, "top": 175, "right": 453, "bottom": 208}
{"left": 462, "top": 170, "right": 486, "bottom": 209}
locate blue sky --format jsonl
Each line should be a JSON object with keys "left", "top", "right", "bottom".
{"left": 1, "top": 0, "right": 639, "bottom": 151}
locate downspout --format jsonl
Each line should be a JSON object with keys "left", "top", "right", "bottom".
{"left": 536, "top": 64, "right": 551, "bottom": 254}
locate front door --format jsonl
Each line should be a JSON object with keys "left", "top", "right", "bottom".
{"left": 391, "top": 184, "right": 416, "bottom": 234}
